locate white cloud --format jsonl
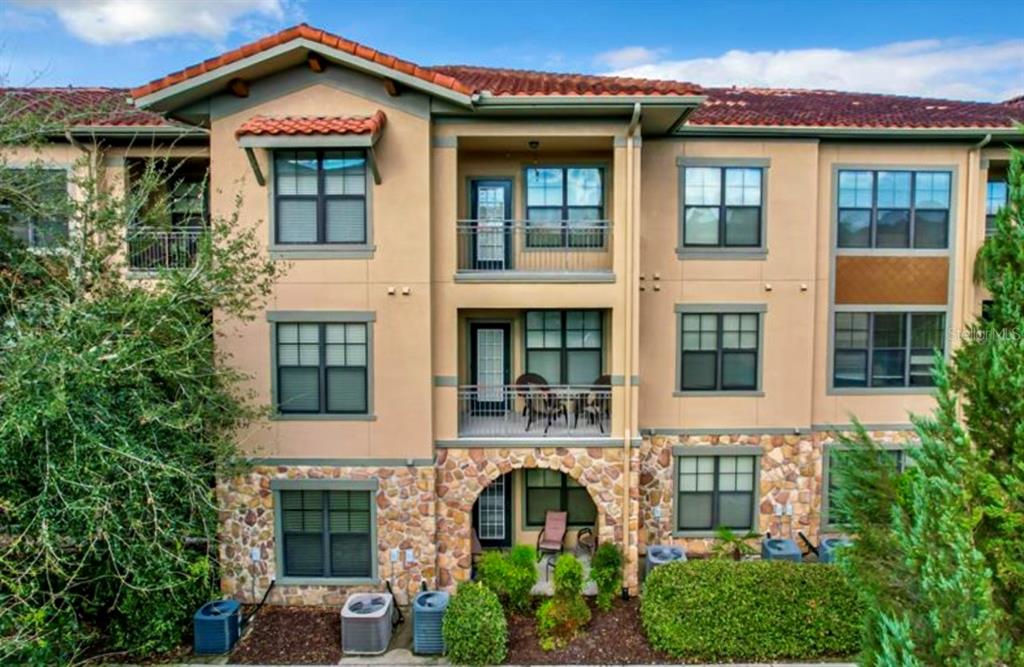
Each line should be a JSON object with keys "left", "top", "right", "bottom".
{"left": 15, "top": 0, "right": 285, "bottom": 45}
{"left": 594, "top": 46, "right": 664, "bottom": 70}
{"left": 604, "top": 39, "right": 1024, "bottom": 102}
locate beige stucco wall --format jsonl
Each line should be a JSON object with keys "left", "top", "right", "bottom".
{"left": 208, "top": 80, "right": 434, "bottom": 460}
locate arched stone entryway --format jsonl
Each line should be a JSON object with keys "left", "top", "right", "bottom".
{"left": 435, "top": 446, "right": 636, "bottom": 591}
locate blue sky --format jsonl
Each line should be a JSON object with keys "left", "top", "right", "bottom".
{"left": 3, "top": 0, "right": 1022, "bottom": 101}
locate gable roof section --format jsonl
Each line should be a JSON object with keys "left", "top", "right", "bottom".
{"left": 236, "top": 111, "right": 386, "bottom": 138}
{"left": 689, "top": 87, "right": 1022, "bottom": 130}
{"left": 131, "top": 24, "right": 472, "bottom": 107}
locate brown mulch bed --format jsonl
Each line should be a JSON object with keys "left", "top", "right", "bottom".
{"left": 506, "top": 597, "right": 680, "bottom": 665}
{"left": 229, "top": 606, "right": 342, "bottom": 665}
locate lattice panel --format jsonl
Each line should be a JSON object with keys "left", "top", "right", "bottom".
{"left": 835, "top": 256, "right": 949, "bottom": 305}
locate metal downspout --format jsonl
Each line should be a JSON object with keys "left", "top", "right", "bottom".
{"left": 622, "top": 103, "right": 641, "bottom": 592}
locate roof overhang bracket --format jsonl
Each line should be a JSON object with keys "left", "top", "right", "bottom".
{"left": 244, "top": 147, "right": 266, "bottom": 187}
{"left": 383, "top": 78, "right": 399, "bottom": 97}
{"left": 367, "top": 145, "right": 382, "bottom": 185}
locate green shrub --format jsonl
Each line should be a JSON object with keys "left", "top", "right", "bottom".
{"left": 589, "top": 543, "right": 622, "bottom": 612}
{"left": 536, "top": 554, "right": 591, "bottom": 650}
{"left": 536, "top": 596, "right": 591, "bottom": 651}
{"left": 475, "top": 546, "right": 537, "bottom": 613}
{"left": 551, "top": 553, "right": 584, "bottom": 597}
{"left": 641, "top": 559, "right": 863, "bottom": 661}
{"left": 442, "top": 582, "right": 507, "bottom": 666}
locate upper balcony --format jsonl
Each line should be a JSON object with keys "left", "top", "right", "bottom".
{"left": 455, "top": 218, "right": 612, "bottom": 279}
{"left": 125, "top": 158, "right": 208, "bottom": 272}
{"left": 449, "top": 135, "right": 619, "bottom": 283}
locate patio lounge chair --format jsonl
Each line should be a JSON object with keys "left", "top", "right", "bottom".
{"left": 536, "top": 510, "right": 568, "bottom": 561}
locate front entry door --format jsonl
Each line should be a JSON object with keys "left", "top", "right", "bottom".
{"left": 474, "top": 472, "right": 513, "bottom": 548}
{"left": 470, "top": 322, "right": 511, "bottom": 412}
{"left": 470, "top": 179, "right": 513, "bottom": 270}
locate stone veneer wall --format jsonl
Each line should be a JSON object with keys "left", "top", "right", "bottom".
{"left": 218, "top": 464, "right": 437, "bottom": 606}
{"left": 434, "top": 446, "right": 641, "bottom": 593}
{"left": 639, "top": 430, "right": 917, "bottom": 555}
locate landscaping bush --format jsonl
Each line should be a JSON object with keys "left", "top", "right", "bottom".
{"left": 536, "top": 554, "right": 591, "bottom": 650}
{"left": 475, "top": 545, "right": 537, "bottom": 612}
{"left": 589, "top": 542, "right": 622, "bottom": 612}
{"left": 641, "top": 559, "right": 863, "bottom": 661}
{"left": 442, "top": 582, "right": 507, "bottom": 666}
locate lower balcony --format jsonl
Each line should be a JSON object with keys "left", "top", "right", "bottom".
{"left": 458, "top": 382, "right": 611, "bottom": 438}
{"left": 127, "top": 227, "right": 205, "bottom": 271}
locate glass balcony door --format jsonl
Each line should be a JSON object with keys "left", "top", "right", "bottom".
{"left": 470, "top": 179, "right": 512, "bottom": 270}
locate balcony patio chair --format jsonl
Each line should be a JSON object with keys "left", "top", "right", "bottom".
{"left": 513, "top": 373, "right": 548, "bottom": 419}
{"left": 575, "top": 374, "right": 611, "bottom": 434}
{"left": 574, "top": 527, "right": 596, "bottom": 558}
{"left": 536, "top": 510, "right": 568, "bottom": 561}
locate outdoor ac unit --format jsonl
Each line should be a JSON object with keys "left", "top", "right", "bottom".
{"left": 645, "top": 544, "right": 687, "bottom": 579}
{"left": 761, "top": 537, "right": 802, "bottom": 562}
{"left": 413, "top": 590, "right": 449, "bottom": 655}
{"left": 819, "top": 536, "right": 852, "bottom": 564}
{"left": 193, "top": 599, "right": 241, "bottom": 655}
{"left": 341, "top": 593, "right": 394, "bottom": 655}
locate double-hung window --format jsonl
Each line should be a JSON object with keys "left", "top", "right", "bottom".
{"left": 823, "top": 446, "right": 908, "bottom": 529}
{"left": 274, "top": 150, "right": 367, "bottom": 244}
{"left": 837, "top": 169, "right": 951, "bottom": 248}
{"left": 524, "top": 469, "right": 597, "bottom": 527}
{"left": 682, "top": 166, "right": 763, "bottom": 247}
{"left": 675, "top": 453, "right": 758, "bottom": 533}
{"left": 525, "top": 167, "right": 605, "bottom": 248}
{"left": 0, "top": 168, "right": 69, "bottom": 247}
{"left": 275, "top": 322, "right": 369, "bottom": 414}
{"left": 833, "top": 312, "right": 945, "bottom": 388}
{"left": 986, "top": 180, "right": 1008, "bottom": 237}
{"left": 525, "top": 310, "right": 603, "bottom": 385}
{"left": 278, "top": 488, "right": 374, "bottom": 579}
{"left": 678, "top": 312, "right": 760, "bottom": 391}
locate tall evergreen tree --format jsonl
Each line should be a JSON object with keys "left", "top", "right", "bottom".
{"left": 834, "top": 142, "right": 1023, "bottom": 666}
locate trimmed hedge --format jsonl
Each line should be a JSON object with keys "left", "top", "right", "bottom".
{"left": 476, "top": 545, "right": 538, "bottom": 612}
{"left": 442, "top": 582, "right": 507, "bottom": 666}
{"left": 641, "top": 559, "right": 863, "bottom": 661}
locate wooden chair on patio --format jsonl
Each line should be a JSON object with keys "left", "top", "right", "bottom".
{"left": 536, "top": 510, "right": 568, "bottom": 561}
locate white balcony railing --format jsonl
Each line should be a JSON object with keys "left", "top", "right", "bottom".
{"left": 127, "top": 227, "right": 205, "bottom": 270}
{"left": 458, "top": 384, "right": 611, "bottom": 438}
{"left": 456, "top": 220, "right": 612, "bottom": 275}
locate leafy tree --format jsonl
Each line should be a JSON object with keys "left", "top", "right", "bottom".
{"left": 834, "top": 143, "right": 1023, "bottom": 665}
{"left": 0, "top": 94, "right": 278, "bottom": 662}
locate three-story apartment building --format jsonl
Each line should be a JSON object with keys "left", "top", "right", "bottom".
{"left": 4, "top": 24, "right": 1021, "bottom": 605}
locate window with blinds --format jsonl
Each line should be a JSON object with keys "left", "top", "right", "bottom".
{"left": 274, "top": 150, "right": 367, "bottom": 244}
{"left": 276, "top": 322, "right": 369, "bottom": 414}
{"left": 279, "top": 489, "right": 373, "bottom": 579}
{"left": 524, "top": 469, "right": 596, "bottom": 527}
{"left": 675, "top": 454, "right": 757, "bottom": 532}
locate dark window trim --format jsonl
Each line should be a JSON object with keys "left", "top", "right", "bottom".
{"left": 524, "top": 166, "right": 606, "bottom": 248}
{"left": 822, "top": 444, "right": 909, "bottom": 530}
{"left": 985, "top": 180, "right": 1008, "bottom": 236}
{"left": 275, "top": 322, "right": 369, "bottom": 415}
{"left": 275, "top": 486, "right": 377, "bottom": 582}
{"left": 524, "top": 309, "right": 605, "bottom": 385}
{"left": 674, "top": 453, "right": 759, "bottom": 534}
{"left": 681, "top": 166, "right": 763, "bottom": 248}
{"left": 836, "top": 169, "right": 951, "bottom": 249}
{"left": 274, "top": 149, "right": 368, "bottom": 245}
{"left": 832, "top": 312, "right": 945, "bottom": 389}
{"left": 678, "top": 312, "right": 760, "bottom": 392}
{"left": 523, "top": 470, "right": 596, "bottom": 528}
{"left": 0, "top": 168, "right": 71, "bottom": 248}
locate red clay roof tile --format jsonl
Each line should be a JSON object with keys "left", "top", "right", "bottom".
{"left": 130, "top": 23, "right": 474, "bottom": 100}
{"left": 429, "top": 65, "right": 703, "bottom": 97}
{"left": 235, "top": 111, "right": 387, "bottom": 138}
{"left": 1, "top": 87, "right": 177, "bottom": 128}
{"left": 688, "top": 87, "right": 1022, "bottom": 129}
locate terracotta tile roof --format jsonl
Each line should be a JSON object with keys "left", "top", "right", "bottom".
{"left": 1005, "top": 94, "right": 1024, "bottom": 107}
{"left": 131, "top": 24, "right": 472, "bottom": 100}
{"left": 0, "top": 87, "right": 175, "bottom": 127}
{"left": 689, "top": 87, "right": 1023, "bottom": 129}
{"left": 427, "top": 65, "right": 703, "bottom": 97}
{"left": 235, "top": 111, "right": 386, "bottom": 138}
